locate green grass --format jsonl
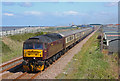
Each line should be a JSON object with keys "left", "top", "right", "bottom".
{"left": 8, "top": 32, "right": 45, "bottom": 42}
{"left": 56, "top": 32, "right": 118, "bottom": 79}
{"left": 2, "top": 41, "right": 11, "bottom": 53}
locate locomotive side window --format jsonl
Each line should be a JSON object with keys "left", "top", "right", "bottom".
{"left": 44, "top": 43, "right": 47, "bottom": 49}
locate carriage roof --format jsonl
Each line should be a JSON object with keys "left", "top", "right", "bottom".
{"left": 24, "top": 28, "right": 92, "bottom": 43}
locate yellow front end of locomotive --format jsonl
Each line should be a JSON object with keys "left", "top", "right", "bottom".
{"left": 23, "top": 64, "right": 44, "bottom": 71}
{"left": 24, "top": 49, "right": 43, "bottom": 57}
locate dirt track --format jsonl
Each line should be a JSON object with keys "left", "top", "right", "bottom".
{"left": 35, "top": 29, "right": 98, "bottom": 79}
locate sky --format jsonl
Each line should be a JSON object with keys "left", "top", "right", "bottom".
{"left": 1, "top": 1, "right": 118, "bottom": 26}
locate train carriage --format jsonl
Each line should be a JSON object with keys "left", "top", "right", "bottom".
{"left": 59, "top": 28, "right": 93, "bottom": 49}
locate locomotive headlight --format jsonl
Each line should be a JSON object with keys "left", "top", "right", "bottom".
{"left": 33, "top": 57, "right": 35, "bottom": 59}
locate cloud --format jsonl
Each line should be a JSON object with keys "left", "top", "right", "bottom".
{"left": 53, "top": 11, "right": 89, "bottom": 17}
{"left": 36, "top": 0, "right": 59, "bottom": 1}
{"left": 91, "top": 11, "right": 118, "bottom": 24}
{"left": 19, "top": 2, "right": 33, "bottom": 7}
{"left": 24, "top": 11, "right": 42, "bottom": 16}
{"left": 99, "top": 11, "right": 110, "bottom": 15}
{"left": 3, "top": 13, "right": 14, "bottom": 16}
{"left": 2, "top": 2, "right": 15, "bottom": 6}
{"left": 105, "top": 2, "right": 118, "bottom": 7}
{"left": 63, "top": 11, "right": 79, "bottom": 15}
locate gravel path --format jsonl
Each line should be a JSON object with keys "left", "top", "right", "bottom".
{"left": 35, "top": 30, "right": 98, "bottom": 79}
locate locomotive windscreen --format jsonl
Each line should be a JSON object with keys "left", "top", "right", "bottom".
{"left": 24, "top": 43, "right": 43, "bottom": 49}
{"left": 24, "top": 43, "right": 33, "bottom": 49}
{"left": 34, "top": 43, "right": 43, "bottom": 49}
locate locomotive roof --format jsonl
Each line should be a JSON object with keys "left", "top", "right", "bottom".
{"left": 25, "top": 33, "right": 63, "bottom": 43}
{"left": 59, "top": 28, "right": 91, "bottom": 37}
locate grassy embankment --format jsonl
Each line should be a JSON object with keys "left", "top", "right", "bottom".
{"left": 1, "top": 32, "right": 46, "bottom": 63}
{"left": 56, "top": 32, "right": 118, "bottom": 79}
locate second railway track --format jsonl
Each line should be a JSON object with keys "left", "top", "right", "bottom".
{"left": 0, "top": 56, "right": 23, "bottom": 73}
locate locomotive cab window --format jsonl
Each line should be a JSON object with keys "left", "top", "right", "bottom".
{"left": 24, "top": 43, "right": 34, "bottom": 49}
{"left": 24, "top": 43, "right": 43, "bottom": 49}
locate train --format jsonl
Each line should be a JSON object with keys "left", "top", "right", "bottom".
{"left": 22, "top": 27, "right": 94, "bottom": 72}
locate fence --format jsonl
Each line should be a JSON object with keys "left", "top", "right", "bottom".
{"left": 0, "top": 26, "right": 75, "bottom": 37}
{"left": 0, "top": 27, "right": 52, "bottom": 37}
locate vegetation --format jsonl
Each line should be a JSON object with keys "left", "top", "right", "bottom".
{"left": 2, "top": 32, "right": 45, "bottom": 63}
{"left": 56, "top": 32, "right": 118, "bottom": 79}
{"left": 8, "top": 32, "right": 45, "bottom": 42}
{"left": 2, "top": 41, "right": 11, "bottom": 53}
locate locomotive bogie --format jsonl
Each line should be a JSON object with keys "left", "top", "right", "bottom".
{"left": 22, "top": 60, "right": 45, "bottom": 72}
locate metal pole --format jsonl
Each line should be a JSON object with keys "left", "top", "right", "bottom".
{"left": 100, "top": 26, "right": 103, "bottom": 52}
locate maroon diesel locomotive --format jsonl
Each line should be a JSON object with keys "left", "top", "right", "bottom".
{"left": 22, "top": 27, "right": 94, "bottom": 71}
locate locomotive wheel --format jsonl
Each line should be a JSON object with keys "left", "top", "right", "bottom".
{"left": 55, "top": 55, "right": 58, "bottom": 60}
{"left": 49, "top": 59, "right": 53, "bottom": 64}
{"left": 57, "top": 54, "right": 60, "bottom": 58}
{"left": 62, "top": 50, "right": 65, "bottom": 55}
{"left": 52, "top": 56, "right": 56, "bottom": 62}
{"left": 45, "top": 61, "right": 49, "bottom": 67}
{"left": 59, "top": 52, "right": 62, "bottom": 57}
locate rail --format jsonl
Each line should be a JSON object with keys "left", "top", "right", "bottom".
{"left": 0, "top": 56, "right": 23, "bottom": 73}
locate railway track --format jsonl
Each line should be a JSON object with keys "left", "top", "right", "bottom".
{"left": 0, "top": 56, "right": 23, "bottom": 73}
{"left": 13, "top": 72, "right": 41, "bottom": 80}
